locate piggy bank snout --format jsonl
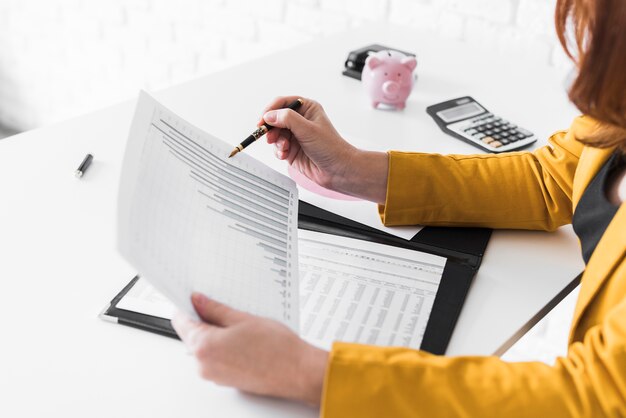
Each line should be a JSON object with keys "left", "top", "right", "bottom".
{"left": 382, "top": 80, "right": 400, "bottom": 95}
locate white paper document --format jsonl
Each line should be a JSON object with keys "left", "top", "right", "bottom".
{"left": 297, "top": 230, "right": 445, "bottom": 350}
{"left": 117, "top": 229, "right": 446, "bottom": 350}
{"left": 117, "top": 92, "right": 300, "bottom": 330}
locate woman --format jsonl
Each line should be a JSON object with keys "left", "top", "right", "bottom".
{"left": 172, "top": 0, "right": 626, "bottom": 415}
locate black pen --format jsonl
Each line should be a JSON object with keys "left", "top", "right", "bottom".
{"left": 75, "top": 153, "right": 93, "bottom": 178}
{"left": 228, "top": 98, "right": 304, "bottom": 158}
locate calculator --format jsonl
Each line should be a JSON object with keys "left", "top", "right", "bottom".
{"left": 426, "top": 96, "right": 537, "bottom": 153}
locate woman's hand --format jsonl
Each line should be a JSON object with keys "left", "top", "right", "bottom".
{"left": 171, "top": 293, "right": 328, "bottom": 406}
{"left": 261, "top": 96, "right": 389, "bottom": 203}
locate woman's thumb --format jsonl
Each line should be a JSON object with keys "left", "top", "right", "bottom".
{"left": 263, "top": 109, "right": 308, "bottom": 133}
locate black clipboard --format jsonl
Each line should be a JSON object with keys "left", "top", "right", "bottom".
{"left": 101, "top": 202, "right": 491, "bottom": 355}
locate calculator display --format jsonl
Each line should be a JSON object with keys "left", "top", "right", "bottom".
{"left": 437, "top": 102, "right": 485, "bottom": 123}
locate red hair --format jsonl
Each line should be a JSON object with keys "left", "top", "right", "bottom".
{"left": 555, "top": 0, "right": 626, "bottom": 150}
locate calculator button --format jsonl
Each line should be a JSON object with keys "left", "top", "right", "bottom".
{"left": 493, "top": 127, "right": 502, "bottom": 133}
{"left": 517, "top": 128, "right": 533, "bottom": 136}
{"left": 492, "top": 134, "right": 501, "bottom": 140}
{"left": 484, "top": 130, "right": 494, "bottom": 136}
{"left": 493, "top": 121, "right": 502, "bottom": 127}
{"left": 500, "top": 139, "right": 510, "bottom": 145}
{"left": 485, "top": 124, "right": 494, "bottom": 129}
{"left": 516, "top": 133, "right": 526, "bottom": 140}
{"left": 482, "top": 136, "right": 495, "bottom": 144}
{"left": 465, "top": 128, "right": 477, "bottom": 135}
{"left": 476, "top": 126, "right": 486, "bottom": 132}
{"left": 500, "top": 131, "right": 510, "bottom": 138}
{"left": 491, "top": 141, "right": 503, "bottom": 148}
{"left": 474, "top": 133, "right": 486, "bottom": 139}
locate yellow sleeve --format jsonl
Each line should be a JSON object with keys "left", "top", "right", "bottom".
{"left": 320, "top": 288, "right": 626, "bottom": 418}
{"left": 378, "top": 117, "right": 589, "bottom": 231}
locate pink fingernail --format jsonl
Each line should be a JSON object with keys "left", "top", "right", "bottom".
{"left": 264, "top": 111, "right": 277, "bottom": 123}
{"left": 192, "top": 293, "right": 206, "bottom": 307}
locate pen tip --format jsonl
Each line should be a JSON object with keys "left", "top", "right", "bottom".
{"left": 228, "top": 149, "right": 238, "bottom": 158}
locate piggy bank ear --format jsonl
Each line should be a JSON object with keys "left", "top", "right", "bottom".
{"left": 401, "top": 56, "right": 417, "bottom": 71}
{"left": 366, "top": 56, "right": 382, "bottom": 70}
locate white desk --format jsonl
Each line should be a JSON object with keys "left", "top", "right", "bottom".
{"left": 0, "top": 25, "right": 584, "bottom": 417}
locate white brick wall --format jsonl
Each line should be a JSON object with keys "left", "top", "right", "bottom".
{"left": 0, "top": 0, "right": 564, "bottom": 131}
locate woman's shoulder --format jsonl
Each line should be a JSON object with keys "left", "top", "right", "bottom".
{"left": 570, "top": 115, "right": 604, "bottom": 138}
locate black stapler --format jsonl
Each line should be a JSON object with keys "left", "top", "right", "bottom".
{"left": 342, "top": 44, "right": 416, "bottom": 80}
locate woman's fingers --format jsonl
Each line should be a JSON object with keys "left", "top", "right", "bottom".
{"left": 266, "top": 129, "right": 282, "bottom": 144}
{"left": 191, "top": 293, "right": 248, "bottom": 327}
{"left": 275, "top": 148, "right": 286, "bottom": 160}
{"left": 276, "top": 138, "right": 289, "bottom": 152}
{"left": 286, "top": 138, "right": 302, "bottom": 165}
{"left": 269, "top": 130, "right": 296, "bottom": 161}
{"left": 275, "top": 140, "right": 289, "bottom": 160}
{"left": 171, "top": 311, "right": 218, "bottom": 349}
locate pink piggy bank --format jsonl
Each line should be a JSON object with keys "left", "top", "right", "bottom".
{"left": 362, "top": 50, "right": 417, "bottom": 110}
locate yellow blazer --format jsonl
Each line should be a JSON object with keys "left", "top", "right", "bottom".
{"left": 320, "top": 116, "right": 626, "bottom": 417}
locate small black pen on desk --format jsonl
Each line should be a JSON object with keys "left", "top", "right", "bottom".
{"left": 75, "top": 153, "right": 93, "bottom": 178}
{"left": 228, "top": 98, "right": 304, "bottom": 158}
